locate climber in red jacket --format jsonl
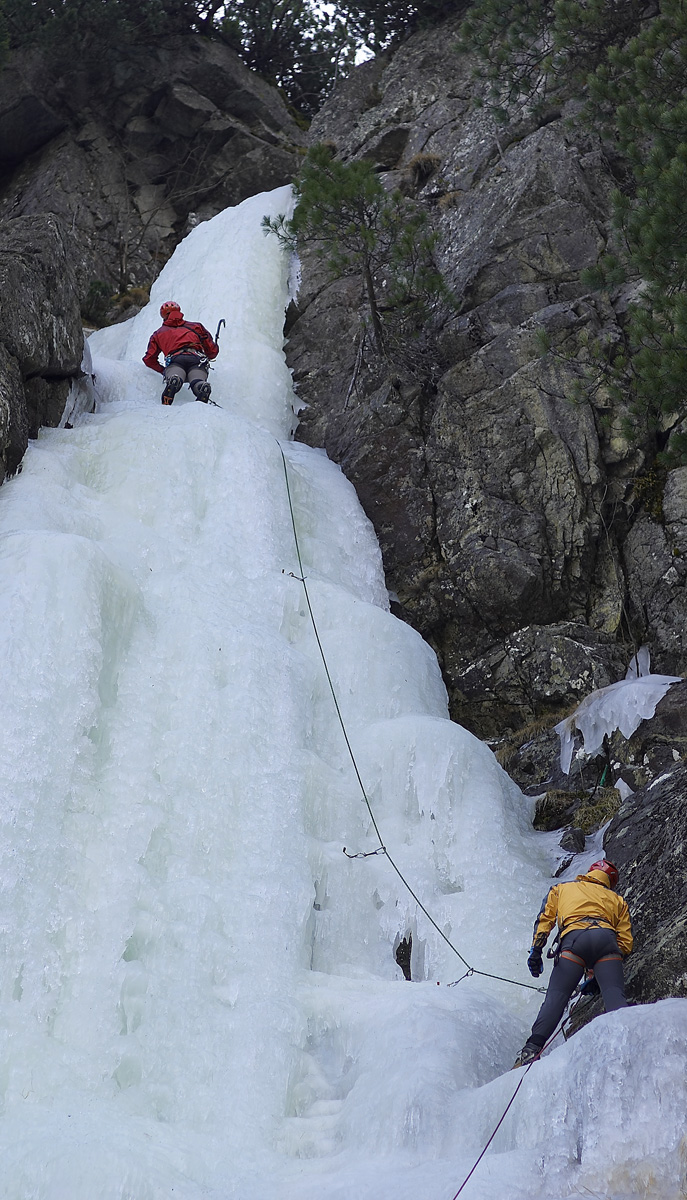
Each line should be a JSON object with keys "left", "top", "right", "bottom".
{"left": 143, "top": 301, "right": 219, "bottom": 405}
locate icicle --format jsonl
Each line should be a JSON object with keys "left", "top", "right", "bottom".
{"left": 556, "top": 674, "right": 681, "bottom": 772}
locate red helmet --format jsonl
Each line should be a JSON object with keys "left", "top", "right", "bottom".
{"left": 160, "top": 300, "right": 181, "bottom": 318}
{"left": 588, "top": 859, "right": 619, "bottom": 889}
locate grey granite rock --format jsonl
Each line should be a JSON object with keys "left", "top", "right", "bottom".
{"left": 621, "top": 478, "right": 687, "bottom": 677}
{"left": 559, "top": 826, "right": 585, "bottom": 853}
{"left": 0, "top": 50, "right": 67, "bottom": 165}
{"left": 0, "top": 36, "right": 304, "bottom": 296}
{"left": 456, "top": 622, "right": 627, "bottom": 736}
{"left": 0, "top": 32, "right": 304, "bottom": 479}
{"left": 610, "top": 678, "right": 687, "bottom": 792}
{"left": 289, "top": 16, "right": 649, "bottom": 735}
{"left": 0, "top": 213, "right": 85, "bottom": 479}
{"left": 603, "top": 762, "right": 687, "bottom": 1004}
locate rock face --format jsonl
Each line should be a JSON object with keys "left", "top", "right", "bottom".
{"left": 0, "top": 33, "right": 302, "bottom": 477}
{"left": 459, "top": 621, "right": 628, "bottom": 736}
{"left": 505, "top": 676, "right": 687, "bottom": 795}
{"left": 286, "top": 17, "right": 687, "bottom": 736}
{"left": 0, "top": 37, "right": 304, "bottom": 299}
{"left": 498, "top": 678, "right": 686, "bottom": 907}
{"left": 513, "top": 686, "right": 687, "bottom": 1035}
{"left": 0, "top": 213, "right": 87, "bottom": 481}
{"left": 603, "top": 762, "right": 687, "bottom": 1004}
{"left": 623, "top": 473, "right": 687, "bottom": 678}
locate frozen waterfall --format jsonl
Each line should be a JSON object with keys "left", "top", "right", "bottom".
{"left": 0, "top": 186, "right": 684, "bottom": 1200}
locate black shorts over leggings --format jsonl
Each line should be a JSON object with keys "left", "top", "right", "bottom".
{"left": 529, "top": 926, "right": 627, "bottom": 1048}
{"left": 164, "top": 352, "right": 208, "bottom": 397}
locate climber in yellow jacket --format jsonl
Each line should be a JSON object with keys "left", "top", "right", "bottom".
{"left": 513, "top": 859, "right": 633, "bottom": 1068}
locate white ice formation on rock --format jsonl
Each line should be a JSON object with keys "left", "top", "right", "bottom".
{"left": 0, "top": 187, "right": 685, "bottom": 1199}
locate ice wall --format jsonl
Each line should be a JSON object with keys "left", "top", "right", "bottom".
{"left": 0, "top": 187, "right": 684, "bottom": 1200}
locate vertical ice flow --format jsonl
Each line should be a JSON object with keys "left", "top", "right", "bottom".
{"left": 0, "top": 185, "right": 685, "bottom": 1199}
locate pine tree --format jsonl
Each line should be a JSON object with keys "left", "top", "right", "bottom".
{"left": 583, "top": 1, "right": 687, "bottom": 459}
{"left": 1, "top": 0, "right": 212, "bottom": 50}
{"left": 344, "top": 0, "right": 458, "bottom": 54}
{"left": 220, "top": 0, "right": 357, "bottom": 117}
{"left": 460, "top": 0, "right": 687, "bottom": 461}
{"left": 0, "top": 0, "right": 453, "bottom": 117}
{"left": 263, "top": 143, "right": 452, "bottom": 353}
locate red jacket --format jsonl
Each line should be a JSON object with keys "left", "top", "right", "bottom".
{"left": 143, "top": 314, "right": 219, "bottom": 375}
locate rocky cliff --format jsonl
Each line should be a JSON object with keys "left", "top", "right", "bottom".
{"left": 0, "top": 32, "right": 304, "bottom": 478}
{"left": 282, "top": 21, "right": 687, "bottom": 1016}
{"left": 287, "top": 17, "right": 687, "bottom": 739}
{"left": 0, "top": 213, "right": 90, "bottom": 481}
{"left": 604, "top": 759, "right": 687, "bottom": 1005}
{"left": 0, "top": 35, "right": 304, "bottom": 301}
{"left": 565, "top": 745, "right": 687, "bottom": 1035}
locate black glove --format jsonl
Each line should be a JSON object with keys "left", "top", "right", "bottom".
{"left": 527, "top": 947, "right": 544, "bottom": 977}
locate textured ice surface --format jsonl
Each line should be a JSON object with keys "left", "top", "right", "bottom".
{"left": 556, "top": 675, "right": 681, "bottom": 774}
{"left": 0, "top": 188, "right": 685, "bottom": 1199}
{"left": 625, "top": 644, "right": 651, "bottom": 679}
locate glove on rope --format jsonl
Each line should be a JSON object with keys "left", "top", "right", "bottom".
{"left": 527, "top": 947, "right": 544, "bottom": 977}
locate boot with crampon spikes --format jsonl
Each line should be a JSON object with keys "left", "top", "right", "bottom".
{"left": 161, "top": 376, "right": 182, "bottom": 405}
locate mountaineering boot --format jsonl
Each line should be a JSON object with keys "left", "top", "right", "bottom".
{"left": 161, "top": 376, "right": 183, "bottom": 405}
{"left": 512, "top": 1041, "right": 542, "bottom": 1069}
{"left": 194, "top": 381, "right": 212, "bottom": 403}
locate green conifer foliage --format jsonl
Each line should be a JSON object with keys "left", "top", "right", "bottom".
{"left": 1, "top": 0, "right": 209, "bottom": 51}
{"left": 263, "top": 143, "right": 452, "bottom": 353}
{"left": 345, "top": 0, "right": 458, "bottom": 54}
{"left": 0, "top": 0, "right": 454, "bottom": 117}
{"left": 460, "top": 0, "right": 687, "bottom": 462}
{"left": 586, "top": 2, "right": 687, "bottom": 460}
{"left": 220, "top": 0, "right": 357, "bottom": 118}
{"left": 458, "top": 0, "right": 646, "bottom": 116}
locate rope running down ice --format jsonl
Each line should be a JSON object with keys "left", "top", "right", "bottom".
{"left": 450, "top": 1014, "right": 569, "bottom": 1198}
{"left": 279, "top": 444, "right": 545, "bottom": 996}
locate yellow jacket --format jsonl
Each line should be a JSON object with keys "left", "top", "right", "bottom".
{"left": 532, "top": 870, "right": 633, "bottom": 956}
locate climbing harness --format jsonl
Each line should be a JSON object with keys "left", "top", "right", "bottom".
{"left": 547, "top": 928, "right": 562, "bottom": 964}
{"left": 164, "top": 350, "right": 210, "bottom": 371}
{"left": 561, "top": 948, "right": 587, "bottom": 967}
{"left": 278, "top": 443, "right": 546, "bottom": 998}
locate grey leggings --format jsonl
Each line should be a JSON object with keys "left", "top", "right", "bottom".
{"left": 164, "top": 352, "right": 208, "bottom": 398}
{"left": 529, "top": 927, "right": 627, "bottom": 1047}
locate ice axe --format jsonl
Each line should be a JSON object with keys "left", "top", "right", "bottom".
{"left": 205, "top": 318, "right": 226, "bottom": 408}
